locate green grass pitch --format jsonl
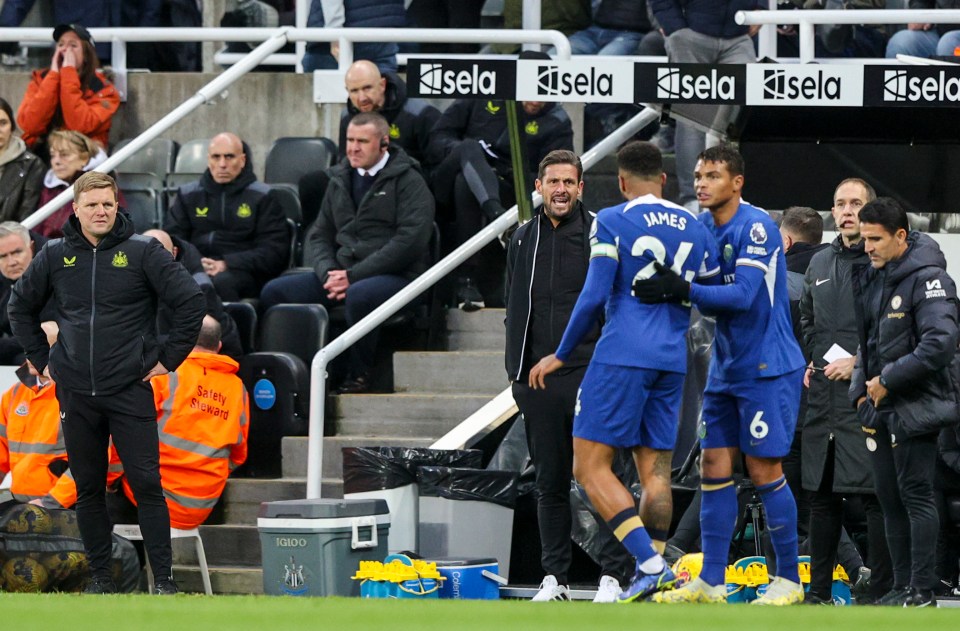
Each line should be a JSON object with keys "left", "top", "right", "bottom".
{"left": 1, "top": 594, "right": 957, "bottom": 631}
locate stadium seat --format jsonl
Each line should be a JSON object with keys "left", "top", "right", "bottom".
{"left": 238, "top": 352, "right": 312, "bottom": 477}
{"left": 174, "top": 138, "right": 211, "bottom": 174}
{"left": 164, "top": 172, "right": 201, "bottom": 210}
{"left": 117, "top": 172, "right": 164, "bottom": 232}
{"left": 264, "top": 137, "right": 337, "bottom": 186}
{"left": 223, "top": 302, "right": 258, "bottom": 355}
{"left": 269, "top": 185, "right": 304, "bottom": 267}
{"left": 259, "top": 303, "right": 329, "bottom": 370}
{"left": 113, "top": 524, "right": 212, "bottom": 595}
{"left": 114, "top": 138, "right": 179, "bottom": 180}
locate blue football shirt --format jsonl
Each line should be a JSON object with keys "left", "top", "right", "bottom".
{"left": 691, "top": 202, "right": 805, "bottom": 381}
{"left": 556, "top": 194, "right": 719, "bottom": 372}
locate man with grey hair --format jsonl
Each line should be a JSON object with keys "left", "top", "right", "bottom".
{"left": 0, "top": 221, "right": 49, "bottom": 364}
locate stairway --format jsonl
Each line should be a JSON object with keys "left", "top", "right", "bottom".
{"left": 172, "top": 308, "right": 507, "bottom": 593}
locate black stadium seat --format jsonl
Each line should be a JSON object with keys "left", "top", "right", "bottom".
{"left": 237, "top": 352, "right": 310, "bottom": 477}
{"left": 115, "top": 138, "right": 179, "bottom": 181}
{"left": 259, "top": 303, "right": 329, "bottom": 370}
{"left": 223, "top": 302, "right": 258, "bottom": 355}
{"left": 264, "top": 137, "right": 337, "bottom": 186}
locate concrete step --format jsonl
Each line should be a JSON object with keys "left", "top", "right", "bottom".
{"left": 173, "top": 565, "right": 263, "bottom": 595}
{"left": 333, "top": 393, "right": 489, "bottom": 437}
{"left": 173, "top": 524, "right": 262, "bottom": 567}
{"left": 221, "top": 478, "right": 304, "bottom": 525}
{"left": 446, "top": 308, "right": 505, "bottom": 352}
{"left": 281, "top": 435, "right": 434, "bottom": 480}
{"left": 393, "top": 351, "right": 506, "bottom": 395}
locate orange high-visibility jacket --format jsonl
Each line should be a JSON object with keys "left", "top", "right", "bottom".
{"left": 16, "top": 67, "right": 120, "bottom": 149}
{"left": 0, "top": 381, "right": 75, "bottom": 508}
{"left": 108, "top": 351, "right": 249, "bottom": 529}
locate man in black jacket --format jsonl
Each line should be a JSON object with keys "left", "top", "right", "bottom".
{"left": 165, "top": 132, "right": 289, "bottom": 301}
{"left": 799, "top": 179, "right": 892, "bottom": 604}
{"left": 505, "top": 150, "right": 632, "bottom": 603}
{"left": 0, "top": 221, "right": 49, "bottom": 364}
{"left": 299, "top": 61, "right": 441, "bottom": 229}
{"left": 8, "top": 171, "right": 205, "bottom": 595}
{"left": 851, "top": 197, "right": 960, "bottom": 607}
{"left": 260, "top": 113, "right": 434, "bottom": 393}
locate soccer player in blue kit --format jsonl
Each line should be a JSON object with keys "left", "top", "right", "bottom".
{"left": 635, "top": 145, "right": 806, "bottom": 605}
{"left": 529, "top": 141, "right": 720, "bottom": 603}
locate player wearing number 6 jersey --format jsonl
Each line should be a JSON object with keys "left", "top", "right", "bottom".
{"left": 635, "top": 145, "right": 806, "bottom": 606}
{"left": 529, "top": 141, "right": 719, "bottom": 603}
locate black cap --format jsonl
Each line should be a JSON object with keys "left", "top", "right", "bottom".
{"left": 53, "top": 24, "right": 94, "bottom": 47}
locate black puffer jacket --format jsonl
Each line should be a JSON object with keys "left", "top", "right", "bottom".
{"left": 303, "top": 147, "right": 434, "bottom": 283}
{"left": 338, "top": 73, "right": 440, "bottom": 166}
{"left": 165, "top": 158, "right": 289, "bottom": 282}
{"left": 8, "top": 212, "right": 205, "bottom": 396}
{"left": 799, "top": 236, "right": 872, "bottom": 493}
{"left": 425, "top": 100, "right": 574, "bottom": 179}
{"left": 851, "top": 232, "right": 960, "bottom": 437}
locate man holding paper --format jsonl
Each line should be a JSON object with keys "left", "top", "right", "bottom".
{"left": 799, "top": 178, "right": 892, "bottom": 604}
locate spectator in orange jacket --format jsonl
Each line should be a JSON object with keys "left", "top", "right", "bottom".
{"left": 108, "top": 316, "right": 249, "bottom": 530}
{"left": 16, "top": 24, "right": 120, "bottom": 157}
{"left": 0, "top": 321, "right": 74, "bottom": 509}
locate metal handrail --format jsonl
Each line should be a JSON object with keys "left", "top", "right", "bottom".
{"left": 738, "top": 9, "right": 960, "bottom": 63}
{"left": 20, "top": 31, "right": 290, "bottom": 230}
{"left": 304, "top": 105, "right": 661, "bottom": 498}
{"left": 0, "top": 26, "right": 571, "bottom": 86}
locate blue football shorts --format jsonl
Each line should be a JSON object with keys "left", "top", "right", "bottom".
{"left": 699, "top": 368, "right": 804, "bottom": 458}
{"left": 572, "top": 362, "right": 684, "bottom": 450}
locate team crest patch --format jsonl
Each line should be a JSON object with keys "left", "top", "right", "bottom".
{"left": 112, "top": 251, "right": 128, "bottom": 268}
{"left": 485, "top": 101, "right": 500, "bottom": 114}
{"left": 63, "top": 256, "right": 76, "bottom": 268}
{"left": 14, "top": 403, "right": 28, "bottom": 416}
{"left": 723, "top": 243, "right": 734, "bottom": 262}
{"left": 697, "top": 421, "right": 707, "bottom": 439}
{"left": 891, "top": 295, "right": 902, "bottom": 309}
{"left": 749, "top": 222, "right": 768, "bottom": 245}
{"left": 195, "top": 207, "right": 209, "bottom": 218}
{"left": 389, "top": 123, "right": 401, "bottom": 139}
{"left": 525, "top": 120, "right": 539, "bottom": 135}
{"left": 237, "top": 203, "right": 253, "bottom": 218}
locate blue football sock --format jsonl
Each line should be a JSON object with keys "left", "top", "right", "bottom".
{"left": 607, "top": 508, "right": 659, "bottom": 566}
{"left": 756, "top": 476, "right": 800, "bottom": 584}
{"left": 699, "top": 477, "right": 737, "bottom": 586}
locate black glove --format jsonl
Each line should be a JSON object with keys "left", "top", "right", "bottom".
{"left": 632, "top": 262, "right": 691, "bottom": 303}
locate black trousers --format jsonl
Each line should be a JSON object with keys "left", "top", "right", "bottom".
{"left": 57, "top": 382, "right": 172, "bottom": 581}
{"left": 870, "top": 412, "right": 940, "bottom": 591}
{"left": 211, "top": 269, "right": 260, "bottom": 302}
{"left": 512, "top": 368, "right": 632, "bottom": 584}
{"left": 433, "top": 141, "right": 514, "bottom": 275}
{"left": 807, "top": 439, "right": 892, "bottom": 600}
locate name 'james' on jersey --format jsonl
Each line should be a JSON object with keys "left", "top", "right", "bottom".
{"left": 590, "top": 194, "right": 719, "bottom": 371}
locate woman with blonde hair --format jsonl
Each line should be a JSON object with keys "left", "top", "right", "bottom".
{"left": 34, "top": 129, "right": 124, "bottom": 238}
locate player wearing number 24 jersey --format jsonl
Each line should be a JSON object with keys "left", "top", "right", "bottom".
{"left": 555, "top": 194, "right": 720, "bottom": 373}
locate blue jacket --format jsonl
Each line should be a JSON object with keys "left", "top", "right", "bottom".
{"left": 649, "top": 0, "right": 761, "bottom": 39}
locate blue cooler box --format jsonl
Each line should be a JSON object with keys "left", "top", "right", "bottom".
{"left": 428, "top": 557, "right": 503, "bottom": 600}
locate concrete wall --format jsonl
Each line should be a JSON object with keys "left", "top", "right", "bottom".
{"left": 1, "top": 71, "right": 341, "bottom": 180}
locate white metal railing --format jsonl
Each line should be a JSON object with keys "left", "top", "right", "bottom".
{"left": 0, "top": 26, "right": 571, "bottom": 99}
{"left": 305, "top": 105, "right": 661, "bottom": 498}
{"left": 739, "top": 9, "right": 960, "bottom": 63}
